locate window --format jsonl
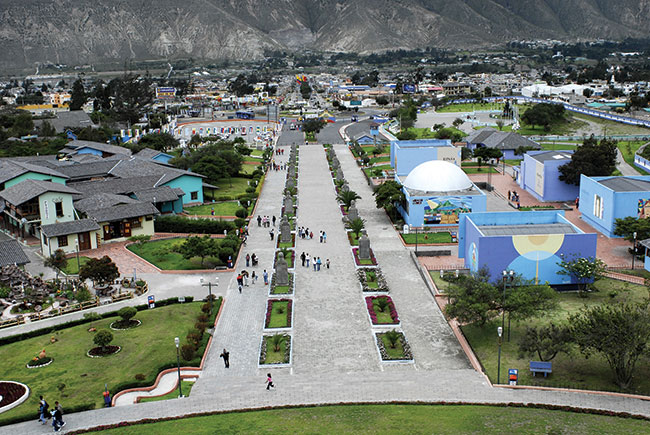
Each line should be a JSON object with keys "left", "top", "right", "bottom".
{"left": 55, "top": 201, "right": 64, "bottom": 218}
{"left": 43, "top": 236, "right": 47, "bottom": 246}
{"left": 593, "top": 194, "right": 603, "bottom": 219}
{"left": 131, "top": 217, "right": 142, "bottom": 229}
{"left": 57, "top": 235, "right": 68, "bottom": 247}
{"left": 191, "top": 191, "right": 198, "bottom": 201}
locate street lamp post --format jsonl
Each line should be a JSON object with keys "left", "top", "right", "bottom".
{"left": 502, "top": 269, "right": 514, "bottom": 341}
{"left": 632, "top": 231, "right": 637, "bottom": 270}
{"left": 497, "top": 326, "right": 503, "bottom": 384}
{"left": 200, "top": 277, "right": 218, "bottom": 314}
{"left": 174, "top": 337, "right": 183, "bottom": 398}
{"left": 75, "top": 239, "right": 80, "bottom": 272}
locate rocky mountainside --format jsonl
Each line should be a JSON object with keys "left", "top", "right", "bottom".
{"left": 1, "top": 0, "right": 649, "bottom": 70}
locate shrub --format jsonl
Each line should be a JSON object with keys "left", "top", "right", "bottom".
{"left": 197, "top": 313, "right": 208, "bottom": 323}
{"left": 134, "top": 373, "right": 146, "bottom": 381}
{"left": 245, "top": 186, "right": 256, "bottom": 194}
{"left": 218, "top": 246, "right": 235, "bottom": 263}
{"left": 186, "top": 330, "right": 202, "bottom": 348}
{"left": 154, "top": 216, "right": 235, "bottom": 234}
{"left": 235, "top": 208, "right": 248, "bottom": 218}
{"left": 180, "top": 344, "right": 195, "bottom": 361}
{"left": 118, "top": 306, "right": 137, "bottom": 323}
{"left": 195, "top": 321, "right": 207, "bottom": 332}
{"left": 234, "top": 218, "right": 246, "bottom": 228}
{"left": 201, "top": 303, "right": 211, "bottom": 314}
{"left": 93, "top": 330, "right": 114, "bottom": 350}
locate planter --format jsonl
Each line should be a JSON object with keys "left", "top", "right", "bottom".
{"left": 26, "top": 356, "right": 53, "bottom": 368}
{"left": 340, "top": 204, "right": 348, "bottom": 216}
{"left": 274, "top": 250, "right": 296, "bottom": 270}
{"left": 270, "top": 272, "right": 294, "bottom": 296}
{"left": 258, "top": 334, "right": 292, "bottom": 366}
{"left": 352, "top": 247, "right": 378, "bottom": 267}
{"left": 276, "top": 233, "right": 296, "bottom": 249}
{"left": 358, "top": 268, "right": 389, "bottom": 292}
{"left": 0, "top": 381, "right": 29, "bottom": 414}
{"left": 109, "top": 319, "right": 142, "bottom": 330}
{"left": 264, "top": 299, "right": 293, "bottom": 329}
{"left": 375, "top": 331, "right": 414, "bottom": 361}
{"left": 365, "top": 295, "right": 399, "bottom": 326}
{"left": 87, "top": 345, "right": 121, "bottom": 358}
{"left": 347, "top": 232, "right": 361, "bottom": 246}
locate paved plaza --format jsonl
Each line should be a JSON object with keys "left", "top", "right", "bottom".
{"left": 3, "top": 125, "right": 650, "bottom": 434}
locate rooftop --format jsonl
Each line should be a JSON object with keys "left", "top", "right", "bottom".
{"left": 41, "top": 219, "right": 100, "bottom": 237}
{"left": 0, "top": 179, "right": 79, "bottom": 206}
{"left": 529, "top": 151, "right": 573, "bottom": 163}
{"left": 598, "top": 177, "right": 650, "bottom": 192}
{"left": 0, "top": 239, "right": 30, "bottom": 266}
{"left": 478, "top": 223, "right": 579, "bottom": 236}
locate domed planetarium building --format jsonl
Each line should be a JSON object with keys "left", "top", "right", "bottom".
{"left": 396, "top": 160, "right": 487, "bottom": 227}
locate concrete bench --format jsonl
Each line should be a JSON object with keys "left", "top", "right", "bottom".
{"left": 530, "top": 361, "right": 552, "bottom": 377}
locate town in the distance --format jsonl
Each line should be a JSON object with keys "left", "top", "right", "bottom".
{"left": 0, "top": 38, "right": 650, "bottom": 434}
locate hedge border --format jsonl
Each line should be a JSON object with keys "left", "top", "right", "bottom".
{"left": 67, "top": 400, "right": 650, "bottom": 433}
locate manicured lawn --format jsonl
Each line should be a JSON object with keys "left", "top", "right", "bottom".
{"left": 371, "top": 297, "right": 395, "bottom": 324}
{"left": 61, "top": 256, "right": 92, "bottom": 275}
{"left": 363, "top": 164, "right": 392, "bottom": 177}
{"left": 429, "top": 271, "right": 453, "bottom": 292}
{"left": 401, "top": 232, "right": 453, "bottom": 244}
{"left": 369, "top": 155, "right": 390, "bottom": 165}
{"left": 348, "top": 232, "right": 361, "bottom": 246}
{"left": 618, "top": 140, "right": 647, "bottom": 175}
{"left": 378, "top": 332, "right": 407, "bottom": 359}
{"left": 539, "top": 142, "right": 579, "bottom": 151}
{"left": 250, "top": 149, "right": 265, "bottom": 157}
{"left": 184, "top": 201, "right": 244, "bottom": 216}
{"left": 519, "top": 205, "right": 556, "bottom": 211}
{"left": 401, "top": 127, "right": 438, "bottom": 139}
{"left": 461, "top": 278, "right": 650, "bottom": 394}
{"left": 127, "top": 238, "right": 232, "bottom": 270}
{"left": 262, "top": 337, "right": 288, "bottom": 364}
{"left": 240, "top": 163, "right": 258, "bottom": 175}
{"left": 271, "top": 285, "right": 291, "bottom": 295}
{"left": 572, "top": 112, "right": 650, "bottom": 136}
{"left": 204, "top": 177, "right": 253, "bottom": 200}
{"left": 365, "top": 270, "right": 378, "bottom": 289}
{"left": 267, "top": 301, "right": 290, "bottom": 328}
{"left": 437, "top": 102, "right": 510, "bottom": 113}
{"left": 139, "top": 380, "right": 195, "bottom": 402}
{"left": 97, "top": 404, "right": 650, "bottom": 434}
{"left": 0, "top": 302, "right": 205, "bottom": 425}
{"left": 277, "top": 236, "right": 295, "bottom": 249}
{"left": 463, "top": 166, "right": 498, "bottom": 174}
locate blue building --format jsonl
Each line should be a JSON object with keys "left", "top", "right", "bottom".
{"left": 465, "top": 128, "right": 540, "bottom": 161}
{"left": 390, "top": 139, "right": 460, "bottom": 176}
{"left": 515, "top": 150, "right": 579, "bottom": 202}
{"left": 458, "top": 211, "right": 597, "bottom": 286}
{"left": 579, "top": 175, "right": 650, "bottom": 237}
{"left": 396, "top": 160, "right": 486, "bottom": 227}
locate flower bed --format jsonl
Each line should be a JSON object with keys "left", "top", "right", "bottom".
{"left": 109, "top": 319, "right": 142, "bottom": 330}
{"left": 259, "top": 334, "right": 292, "bottom": 365}
{"left": 348, "top": 232, "right": 361, "bottom": 246}
{"left": 365, "top": 296, "right": 399, "bottom": 325}
{"left": 270, "top": 272, "right": 294, "bottom": 295}
{"left": 339, "top": 204, "right": 348, "bottom": 216}
{"left": 274, "top": 249, "right": 295, "bottom": 269}
{"left": 276, "top": 233, "right": 296, "bottom": 249}
{"left": 0, "top": 381, "right": 29, "bottom": 412}
{"left": 26, "top": 356, "right": 53, "bottom": 368}
{"left": 86, "top": 345, "right": 121, "bottom": 358}
{"left": 375, "top": 331, "right": 413, "bottom": 361}
{"left": 264, "top": 299, "right": 292, "bottom": 329}
{"left": 352, "top": 247, "right": 378, "bottom": 266}
{"left": 358, "top": 268, "right": 389, "bottom": 292}
{"left": 281, "top": 205, "right": 297, "bottom": 219}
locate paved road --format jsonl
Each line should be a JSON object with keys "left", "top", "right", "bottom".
{"left": 316, "top": 121, "right": 344, "bottom": 145}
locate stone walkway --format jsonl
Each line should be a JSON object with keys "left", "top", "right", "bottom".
{"left": 4, "top": 129, "right": 650, "bottom": 434}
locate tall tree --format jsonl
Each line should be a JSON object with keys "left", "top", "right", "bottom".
{"left": 518, "top": 323, "right": 573, "bottom": 361}
{"left": 175, "top": 236, "right": 218, "bottom": 266}
{"left": 557, "top": 255, "right": 607, "bottom": 294}
{"left": 558, "top": 136, "right": 617, "bottom": 185}
{"left": 444, "top": 272, "right": 501, "bottom": 326}
{"left": 373, "top": 180, "right": 406, "bottom": 221}
{"left": 70, "top": 78, "right": 87, "bottom": 110}
{"left": 43, "top": 249, "right": 68, "bottom": 279}
{"left": 79, "top": 256, "right": 119, "bottom": 286}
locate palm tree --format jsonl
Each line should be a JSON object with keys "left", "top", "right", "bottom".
{"left": 337, "top": 190, "right": 361, "bottom": 210}
{"left": 384, "top": 330, "right": 401, "bottom": 349}
{"left": 376, "top": 297, "right": 390, "bottom": 313}
{"left": 346, "top": 217, "right": 366, "bottom": 239}
{"left": 269, "top": 334, "right": 286, "bottom": 352}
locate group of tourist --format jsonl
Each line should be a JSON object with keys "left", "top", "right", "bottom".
{"left": 257, "top": 215, "right": 276, "bottom": 228}
{"left": 38, "top": 395, "right": 65, "bottom": 432}
{"left": 299, "top": 252, "right": 329, "bottom": 271}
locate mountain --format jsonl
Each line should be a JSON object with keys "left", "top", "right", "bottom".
{"left": 1, "top": 0, "right": 649, "bottom": 71}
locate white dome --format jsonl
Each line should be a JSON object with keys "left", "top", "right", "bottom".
{"left": 403, "top": 160, "right": 473, "bottom": 192}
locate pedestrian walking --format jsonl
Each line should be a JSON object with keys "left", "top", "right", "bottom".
{"left": 317, "top": 257, "right": 322, "bottom": 271}
{"left": 323, "top": 231, "right": 327, "bottom": 243}
{"left": 326, "top": 258, "right": 330, "bottom": 269}
{"left": 305, "top": 254, "right": 310, "bottom": 268}
{"left": 272, "top": 215, "right": 277, "bottom": 226}
{"left": 300, "top": 252, "right": 306, "bottom": 267}
{"left": 51, "top": 401, "right": 64, "bottom": 432}
{"left": 319, "top": 231, "right": 323, "bottom": 243}
{"left": 220, "top": 349, "right": 230, "bottom": 368}
{"left": 38, "top": 395, "right": 49, "bottom": 425}
{"left": 211, "top": 207, "right": 215, "bottom": 216}
{"left": 266, "top": 373, "right": 275, "bottom": 390}
{"left": 242, "top": 270, "right": 249, "bottom": 286}
{"left": 313, "top": 259, "right": 316, "bottom": 271}
{"left": 263, "top": 269, "right": 269, "bottom": 285}
{"left": 309, "top": 231, "right": 314, "bottom": 239}
{"left": 269, "top": 229, "right": 275, "bottom": 240}
{"left": 257, "top": 215, "right": 262, "bottom": 227}
{"left": 246, "top": 253, "right": 250, "bottom": 267}
{"left": 251, "top": 271, "right": 257, "bottom": 284}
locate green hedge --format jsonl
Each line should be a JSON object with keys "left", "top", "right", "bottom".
{"left": 0, "top": 297, "right": 195, "bottom": 346}
{"left": 155, "top": 216, "right": 235, "bottom": 234}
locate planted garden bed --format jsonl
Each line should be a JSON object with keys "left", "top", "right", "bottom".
{"left": 400, "top": 232, "right": 454, "bottom": 244}
{"left": 274, "top": 250, "right": 295, "bottom": 269}
{"left": 358, "top": 268, "right": 389, "bottom": 292}
{"left": 87, "top": 345, "right": 121, "bottom": 357}
{"left": 270, "top": 273, "right": 294, "bottom": 295}
{"left": 281, "top": 205, "right": 297, "bottom": 219}
{"left": 259, "top": 334, "right": 292, "bottom": 365}
{"left": 110, "top": 319, "right": 141, "bottom": 330}
{"left": 365, "top": 296, "right": 399, "bottom": 325}
{"left": 276, "top": 234, "right": 296, "bottom": 249}
{"left": 352, "top": 247, "right": 378, "bottom": 266}
{"left": 348, "top": 232, "right": 361, "bottom": 246}
{"left": 0, "top": 381, "right": 29, "bottom": 411}
{"left": 375, "top": 330, "right": 413, "bottom": 361}
{"left": 26, "top": 356, "right": 53, "bottom": 368}
{"left": 264, "top": 299, "right": 293, "bottom": 329}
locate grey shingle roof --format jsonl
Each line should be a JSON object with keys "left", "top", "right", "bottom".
{"left": 69, "top": 175, "right": 161, "bottom": 196}
{"left": 108, "top": 157, "right": 204, "bottom": 184}
{"left": 34, "top": 111, "right": 95, "bottom": 133}
{"left": 134, "top": 148, "right": 163, "bottom": 159}
{"left": 0, "top": 180, "right": 79, "bottom": 206}
{"left": 598, "top": 177, "right": 650, "bottom": 192}
{"left": 74, "top": 193, "right": 138, "bottom": 213}
{"left": 84, "top": 201, "right": 160, "bottom": 223}
{"left": 55, "top": 160, "right": 119, "bottom": 181}
{"left": 41, "top": 219, "right": 100, "bottom": 237}
{"left": 132, "top": 186, "right": 182, "bottom": 203}
{"left": 466, "top": 129, "right": 540, "bottom": 150}
{"left": 0, "top": 160, "right": 69, "bottom": 185}
{"left": 0, "top": 239, "right": 30, "bottom": 266}
{"left": 63, "top": 140, "right": 133, "bottom": 157}
{"left": 478, "top": 223, "right": 578, "bottom": 236}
